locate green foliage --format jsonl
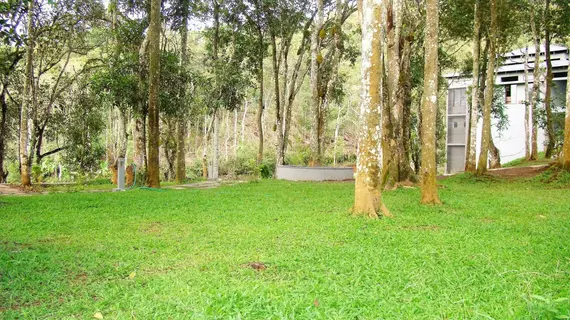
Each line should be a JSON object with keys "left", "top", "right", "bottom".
{"left": 1, "top": 179, "right": 570, "bottom": 317}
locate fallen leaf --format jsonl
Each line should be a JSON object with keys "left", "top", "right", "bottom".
{"left": 94, "top": 312, "right": 103, "bottom": 319}
{"left": 313, "top": 298, "right": 320, "bottom": 307}
{"left": 538, "top": 215, "right": 547, "bottom": 219}
{"left": 128, "top": 271, "right": 136, "bottom": 279}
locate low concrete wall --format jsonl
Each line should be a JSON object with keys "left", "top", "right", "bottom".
{"left": 275, "top": 165, "right": 355, "bottom": 181}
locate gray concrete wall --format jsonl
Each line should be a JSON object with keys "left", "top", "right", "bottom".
{"left": 275, "top": 166, "right": 355, "bottom": 181}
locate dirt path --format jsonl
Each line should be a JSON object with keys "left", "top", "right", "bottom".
{"left": 0, "top": 184, "right": 30, "bottom": 196}
{"left": 486, "top": 164, "right": 550, "bottom": 179}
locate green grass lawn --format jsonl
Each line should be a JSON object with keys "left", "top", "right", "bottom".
{"left": 1, "top": 175, "right": 570, "bottom": 319}
{"left": 503, "top": 152, "right": 552, "bottom": 168}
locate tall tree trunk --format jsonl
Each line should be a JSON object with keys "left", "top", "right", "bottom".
{"left": 563, "top": 49, "right": 570, "bottom": 170}
{"left": 524, "top": 46, "right": 531, "bottom": 160}
{"left": 476, "top": 0, "right": 497, "bottom": 175}
{"left": 419, "top": 0, "right": 441, "bottom": 204}
{"left": 272, "top": 34, "right": 285, "bottom": 166}
{"left": 310, "top": 0, "right": 324, "bottom": 166}
{"left": 146, "top": 0, "right": 161, "bottom": 187}
{"left": 489, "top": 137, "right": 501, "bottom": 169}
{"left": 233, "top": 108, "right": 238, "bottom": 157}
{"left": 530, "top": 12, "right": 540, "bottom": 161}
{"left": 399, "top": 34, "right": 414, "bottom": 181}
{"left": 176, "top": 12, "right": 189, "bottom": 183}
{"left": 212, "top": 113, "right": 219, "bottom": 179}
{"left": 241, "top": 100, "right": 248, "bottom": 143}
{"left": 0, "top": 88, "right": 8, "bottom": 182}
{"left": 19, "top": 0, "right": 34, "bottom": 187}
{"left": 465, "top": 0, "right": 481, "bottom": 172}
{"left": 133, "top": 115, "right": 146, "bottom": 172}
{"left": 202, "top": 114, "right": 208, "bottom": 178}
{"left": 354, "top": 0, "right": 388, "bottom": 218}
{"left": 543, "top": 0, "right": 555, "bottom": 159}
{"left": 256, "top": 29, "right": 264, "bottom": 165}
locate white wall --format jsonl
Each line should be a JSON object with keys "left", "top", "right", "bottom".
{"left": 475, "top": 101, "right": 546, "bottom": 165}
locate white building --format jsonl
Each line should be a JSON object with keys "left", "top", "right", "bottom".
{"left": 444, "top": 45, "right": 568, "bottom": 174}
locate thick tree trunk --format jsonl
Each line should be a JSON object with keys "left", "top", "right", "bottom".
{"left": 354, "top": 0, "right": 388, "bottom": 218}
{"left": 310, "top": 0, "right": 324, "bottom": 166}
{"left": 543, "top": 0, "right": 555, "bottom": 159}
{"left": 19, "top": 0, "right": 34, "bottom": 187}
{"left": 476, "top": 0, "right": 497, "bottom": 175}
{"left": 146, "top": 0, "right": 161, "bottom": 188}
{"left": 465, "top": 0, "right": 481, "bottom": 172}
{"left": 524, "top": 46, "right": 531, "bottom": 160}
{"left": 489, "top": 137, "right": 501, "bottom": 169}
{"left": 563, "top": 53, "right": 570, "bottom": 170}
{"left": 419, "top": 0, "right": 441, "bottom": 204}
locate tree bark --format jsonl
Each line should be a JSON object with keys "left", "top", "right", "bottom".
{"left": 0, "top": 88, "right": 8, "bottom": 182}
{"left": 19, "top": 0, "right": 34, "bottom": 187}
{"left": 212, "top": 112, "right": 219, "bottom": 179}
{"left": 354, "top": 0, "right": 388, "bottom": 218}
{"left": 272, "top": 34, "right": 285, "bottom": 166}
{"left": 465, "top": 0, "right": 481, "bottom": 172}
{"left": 146, "top": 0, "right": 161, "bottom": 187}
{"left": 419, "top": 0, "right": 441, "bottom": 204}
{"left": 543, "top": 0, "right": 555, "bottom": 159}
{"left": 530, "top": 12, "right": 540, "bottom": 161}
{"left": 563, "top": 48, "right": 570, "bottom": 170}
{"left": 310, "top": 0, "right": 324, "bottom": 166}
{"left": 524, "top": 46, "right": 531, "bottom": 160}
{"left": 476, "top": 0, "right": 497, "bottom": 175}
{"left": 256, "top": 28, "right": 264, "bottom": 165}
{"left": 176, "top": 12, "right": 189, "bottom": 183}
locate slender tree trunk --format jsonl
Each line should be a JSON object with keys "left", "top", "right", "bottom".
{"left": 212, "top": 113, "right": 219, "bottom": 179}
{"left": 176, "top": 13, "right": 189, "bottom": 183}
{"left": 19, "top": 0, "right": 34, "bottom": 187}
{"left": 333, "top": 102, "right": 343, "bottom": 166}
{"left": 241, "top": 100, "right": 248, "bottom": 143}
{"left": 202, "top": 114, "right": 208, "bottom": 178}
{"left": 0, "top": 88, "right": 8, "bottom": 182}
{"left": 233, "top": 108, "right": 238, "bottom": 157}
{"left": 133, "top": 115, "right": 146, "bottom": 171}
{"left": 465, "top": 0, "right": 481, "bottom": 172}
{"left": 354, "top": 0, "right": 388, "bottom": 218}
{"left": 530, "top": 13, "right": 540, "bottom": 161}
{"left": 563, "top": 49, "right": 570, "bottom": 170}
{"left": 476, "top": 0, "right": 497, "bottom": 175}
{"left": 524, "top": 46, "right": 531, "bottom": 160}
{"left": 543, "top": 0, "right": 555, "bottom": 159}
{"left": 272, "top": 34, "right": 285, "bottom": 166}
{"left": 310, "top": 0, "right": 324, "bottom": 166}
{"left": 224, "top": 110, "right": 230, "bottom": 161}
{"left": 400, "top": 35, "right": 414, "bottom": 181}
{"left": 419, "top": 0, "right": 441, "bottom": 204}
{"left": 146, "top": 0, "right": 161, "bottom": 187}
{"left": 256, "top": 29, "right": 264, "bottom": 165}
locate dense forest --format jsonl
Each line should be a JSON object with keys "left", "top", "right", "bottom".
{"left": 1, "top": 0, "right": 570, "bottom": 214}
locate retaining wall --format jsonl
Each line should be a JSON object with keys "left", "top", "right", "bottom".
{"left": 275, "top": 165, "right": 355, "bottom": 181}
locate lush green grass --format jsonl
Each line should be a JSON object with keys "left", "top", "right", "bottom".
{"left": 503, "top": 152, "right": 551, "bottom": 168}
{"left": 1, "top": 176, "right": 570, "bottom": 319}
